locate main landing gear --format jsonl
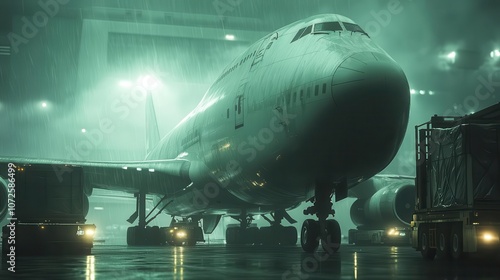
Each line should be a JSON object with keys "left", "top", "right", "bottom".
{"left": 126, "top": 191, "right": 205, "bottom": 246}
{"left": 259, "top": 210, "right": 297, "bottom": 246}
{"left": 126, "top": 191, "right": 161, "bottom": 246}
{"left": 225, "top": 210, "right": 297, "bottom": 245}
{"left": 301, "top": 179, "right": 343, "bottom": 253}
{"left": 226, "top": 214, "right": 260, "bottom": 245}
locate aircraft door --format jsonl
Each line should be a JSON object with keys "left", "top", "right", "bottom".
{"left": 235, "top": 95, "right": 244, "bottom": 129}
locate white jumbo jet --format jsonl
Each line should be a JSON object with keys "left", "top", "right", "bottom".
{"left": 0, "top": 14, "right": 410, "bottom": 252}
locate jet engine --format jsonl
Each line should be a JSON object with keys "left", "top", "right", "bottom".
{"left": 349, "top": 176, "right": 415, "bottom": 229}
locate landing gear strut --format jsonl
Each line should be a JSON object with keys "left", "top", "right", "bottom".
{"left": 126, "top": 191, "right": 161, "bottom": 245}
{"left": 301, "top": 179, "right": 343, "bottom": 253}
{"left": 126, "top": 191, "right": 173, "bottom": 246}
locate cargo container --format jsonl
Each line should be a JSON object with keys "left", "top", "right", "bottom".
{"left": 412, "top": 104, "right": 500, "bottom": 260}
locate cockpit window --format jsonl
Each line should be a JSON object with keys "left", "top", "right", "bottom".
{"left": 342, "top": 22, "right": 369, "bottom": 37}
{"left": 291, "top": 27, "right": 306, "bottom": 42}
{"left": 291, "top": 25, "right": 312, "bottom": 43}
{"left": 313, "top": 22, "right": 343, "bottom": 33}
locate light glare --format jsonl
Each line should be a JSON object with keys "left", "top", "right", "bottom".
{"left": 447, "top": 51, "right": 456, "bottom": 59}
{"left": 225, "top": 34, "right": 235, "bottom": 40}
{"left": 118, "top": 80, "right": 132, "bottom": 88}
{"left": 138, "top": 75, "right": 161, "bottom": 91}
{"left": 484, "top": 233, "right": 494, "bottom": 241}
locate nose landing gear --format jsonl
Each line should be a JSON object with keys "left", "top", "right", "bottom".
{"left": 301, "top": 179, "right": 344, "bottom": 253}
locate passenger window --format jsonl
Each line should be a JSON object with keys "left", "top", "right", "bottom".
{"left": 307, "top": 88, "right": 311, "bottom": 98}
{"left": 300, "top": 90, "right": 304, "bottom": 100}
{"left": 292, "top": 92, "right": 297, "bottom": 103}
{"left": 315, "top": 85, "right": 319, "bottom": 96}
{"left": 322, "top": 83, "right": 327, "bottom": 94}
{"left": 286, "top": 93, "right": 291, "bottom": 105}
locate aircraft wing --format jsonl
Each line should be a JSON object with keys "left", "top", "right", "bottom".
{"left": 0, "top": 157, "right": 192, "bottom": 195}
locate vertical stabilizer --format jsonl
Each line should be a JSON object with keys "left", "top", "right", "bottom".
{"left": 145, "top": 93, "right": 160, "bottom": 155}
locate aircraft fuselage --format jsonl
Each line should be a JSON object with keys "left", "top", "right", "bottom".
{"left": 146, "top": 14, "right": 410, "bottom": 217}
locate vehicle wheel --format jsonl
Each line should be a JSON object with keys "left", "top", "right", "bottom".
{"left": 437, "top": 225, "right": 452, "bottom": 260}
{"left": 451, "top": 224, "right": 465, "bottom": 260}
{"left": 420, "top": 225, "right": 436, "bottom": 260}
{"left": 301, "top": 219, "right": 320, "bottom": 252}
{"left": 322, "top": 219, "right": 341, "bottom": 253}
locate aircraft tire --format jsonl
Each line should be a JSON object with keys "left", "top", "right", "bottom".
{"left": 284, "top": 226, "right": 297, "bottom": 245}
{"left": 322, "top": 219, "right": 341, "bottom": 253}
{"left": 246, "top": 227, "right": 260, "bottom": 245}
{"left": 301, "top": 219, "right": 320, "bottom": 252}
{"left": 127, "top": 226, "right": 137, "bottom": 246}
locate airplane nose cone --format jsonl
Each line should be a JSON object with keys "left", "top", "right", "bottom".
{"left": 330, "top": 52, "right": 410, "bottom": 175}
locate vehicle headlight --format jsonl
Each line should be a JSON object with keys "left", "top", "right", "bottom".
{"left": 480, "top": 232, "right": 499, "bottom": 243}
{"left": 85, "top": 229, "right": 95, "bottom": 236}
{"left": 176, "top": 231, "right": 187, "bottom": 238}
{"left": 387, "top": 228, "right": 400, "bottom": 236}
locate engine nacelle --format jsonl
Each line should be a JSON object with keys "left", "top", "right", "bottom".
{"left": 350, "top": 181, "right": 415, "bottom": 229}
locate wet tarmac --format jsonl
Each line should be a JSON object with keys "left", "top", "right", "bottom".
{"left": 1, "top": 244, "right": 499, "bottom": 279}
